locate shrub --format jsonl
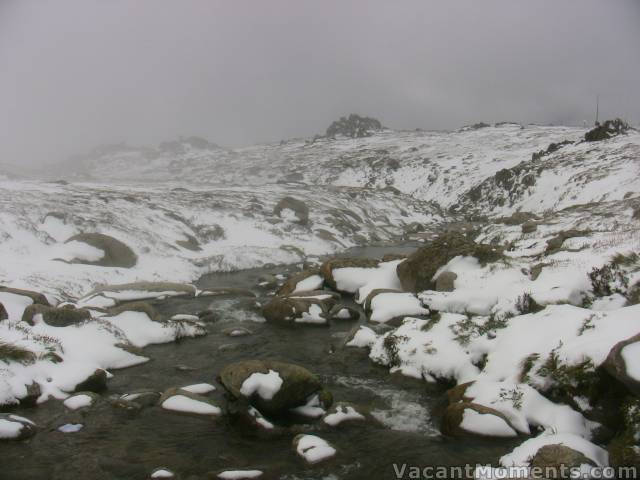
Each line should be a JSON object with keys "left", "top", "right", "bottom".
{"left": 589, "top": 263, "right": 629, "bottom": 297}
{"left": 515, "top": 292, "right": 544, "bottom": 315}
{"left": 585, "top": 118, "right": 630, "bottom": 142}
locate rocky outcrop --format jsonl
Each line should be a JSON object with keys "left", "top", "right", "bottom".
{"left": 219, "top": 360, "right": 324, "bottom": 416}
{"left": 396, "top": 233, "right": 502, "bottom": 292}
{"left": 22, "top": 304, "right": 91, "bottom": 327}
{"left": 273, "top": 197, "right": 310, "bottom": 225}
{"left": 65, "top": 233, "right": 137, "bottom": 268}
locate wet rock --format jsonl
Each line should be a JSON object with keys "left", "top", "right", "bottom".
{"left": 65, "top": 232, "right": 137, "bottom": 268}
{"left": 397, "top": 233, "right": 503, "bottom": 292}
{"left": 0, "top": 413, "right": 37, "bottom": 441}
{"left": 319, "top": 257, "right": 380, "bottom": 291}
{"left": 435, "top": 271, "right": 457, "bottom": 292}
{"left": 0, "top": 286, "right": 50, "bottom": 306}
{"left": 322, "top": 402, "right": 367, "bottom": 427}
{"left": 273, "top": 197, "right": 309, "bottom": 225}
{"left": 276, "top": 269, "right": 322, "bottom": 296}
{"left": 256, "top": 274, "right": 279, "bottom": 290}
{"left": 74, "top": 368, "right": 108, "bottom": 393}
{"left": 19, "top": 382, "right": 42, "bottom": 407}
{"left": 441, "top": 402, "right": 518, "bottom": 438}
{"left": 603, "top": 333, "right": 640, "bottom": 395}
{"left": 328, "top": 304, "right": 360, "bottom": 321}
{"left": 226, "top": 399, "right": 283, "bottom": 438}
{"left": 111, "top": 390, "right": 161, "bottom": 411}
{"left": 159, "top": 387, "right": 221, "bottom": 416}
{"left": 219, "top": 360, "right": 323, "bottom": 416}
{"left": 530, "top": 444, "right": 595, "bottom": 478}
{"left": 222, "top": 327, "right": 252, "bottom": 337}
{"left": 211, "top": 469, "right": 265, "bottom": 479}
{"left": 149, "top": 467, "right": 177, "bottom": 479}
{"left": 22, "top": 304, "right": 91, "bottom": 326}
{"left": 63, "top": 392, "right": 99, "bottom": 410}
{"left": 197, "top": 309, "right": 220, "bottom": 323}
{"left": 261, "top": 295, "right": 331, "bottom": 324}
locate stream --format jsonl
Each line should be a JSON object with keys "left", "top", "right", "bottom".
{"left": 2, "top": 243, "right": 518, "bottom": 480}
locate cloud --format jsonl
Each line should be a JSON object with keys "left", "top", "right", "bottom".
{"left": 0, "top": 0, "right": 639, "bottom": 166}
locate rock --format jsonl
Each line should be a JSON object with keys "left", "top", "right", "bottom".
{"left": 325, "top": 113, "right": 382, "bottom": 139}
{"left": 108, "top": 301, "right": 161, "bottom": 321}
{"left": 273, "top": 197, "right": 309, "bottom": 225}
{"left": 521, "top": 221, "right": 538, "bottom": 234}
{"left": 211, "top": 469, "right": 265, "bottom": 480}
{"left": 603, "top": 333, "right": 640, "bottom": 395}
{"left": 397, "top": 233, "right": 503, "bottom": 292}
{"left": 530, "top": 444, "right": 595, "bottom": 478}
{"left": 22, "top": 304, "right": 91, "bottom": 326}
{"left": 74, "top": 368, "right": 108, "bottom": 393}
{"left": 111, "top": 390, "right": 161, "bottom": 412}
{"left": 222, "top": 327, "right": 252, "bottom": 337}
{"left": 19, "top": 382, "right": 42, "bottom": 407}
{"left": 65, "top": 232, "right": 137, "bottom": 268}
{"left": 256, "top": 274, "right": 279, "bottom": 290}
{"left": 225, "top": 400, "right": 283, "bottom": 438}
{"left": 89, "top": 282, "right": 197, "bottom": 304}
{"left": 381, "top": 253, "right": 408, "bottom": 262}
{"left": 219, "top": 360, "right": 323, "bottom": 416}
{"left": 0, "top": 413, "right": 37, "bottom": 441}
{"left": 0, "top": 286, "right": 50, "bottom": 306}
{"left": 0, "top": 302, "right": 7, "bottom": 321}
{"left": 149, "top": 467, "right": 176, "bottom": 479}
{"left": 585, "top": 118, "right": 630, "bottom": 142}
{"left": 293, "top": 434, "right": 336, "bottom": 464}
{"left": 158, "top": 387, "right": 221, "bottom": 416}
{"left": 328, "top": 304, "right": 361, "bottom": 321}
{"left": 261, "top": 296, "right": 331, "bottom": 324}
{"left": 446, "top": 382, "right": 474, "bottom": 404}
{"left": 276, "top": 269, "right": 322, "bottom": 296}
{"left": 499, "top": 211, "right": 539, "bottom": 226}
{"left": 441, "top": 402, "right": 518, "bottom": 438}
{"left": 544, "top": 229, "right": 590, "bottom": 255}
{"left": 197, "top": 309, "right": 220, "bottom": 323}
{"left": 319, "top": 257, "right": 380, "bottom": 291}
{"left": 435, "top": 271, "right": 457, "bottom": 292}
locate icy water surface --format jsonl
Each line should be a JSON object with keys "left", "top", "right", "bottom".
{"left": 1, "top": 244, "right": 518, "bottom": 480}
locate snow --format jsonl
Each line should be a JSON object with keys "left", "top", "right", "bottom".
{"left": 161, "top": 395, "right": 221, "bottom": 415}
{"left": 248, "top": 406, "right": 274, "bottom": 429}
{"left": 295, "top": 434, "right": 336, "bottom": 464}
{"left": 216, "top": 470, "right": 263, "bottom": 479}
{"left": 58, "top": 423, "right": 83, "bottom": 433}
{"left": 103, "top": 311, "right": 184, "bottom": 347}
{"left": 63, "top": 394, "right": 94, "bottom": 410}
{"left": 369, "top": 292, "right": 428, "bottom": 323}
{"left": 239, "top": 370, "right": 283, "bottom": 400}
{"left": 323, "top": 405, "right": 365, "bottom": 426}
{"left": 291, "top": 394, "right": 325, "bottom": 418}
{"left": 460, "top": 408, "right": 517, "bottom": 437}
{"left": 292, "top": 274, "right": 323, "bottom": 293}
{"left": 346, "top": 326, "right": 377, "bottom": 348}
{"left": 0, "top": 292, "right": 33, "bottom": 321}
{"left": 621, "top": 342, "right": 640, "bottom": 381}
{"left": 181, "top": 383, "right": 216, "bottom": 394}
{"left": 332, "top": 260, "right": 403, "bottom": 302}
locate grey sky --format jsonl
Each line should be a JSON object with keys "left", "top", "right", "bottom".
{"left": 1, "top": 0, "right": 639, "bottom": 166}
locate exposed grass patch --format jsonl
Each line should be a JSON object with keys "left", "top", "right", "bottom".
{"left": 0, "top": 342, "right": 36, "bottom": 364}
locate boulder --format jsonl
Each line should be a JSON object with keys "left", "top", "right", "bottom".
{"left": 158, "top": 387, "right": 221, "bottom": 417}
{"left": 441, "top": 402, "right": 518, "bottom": 438}
{"left": 435, "top": 271, "right": 457, "bottom": 292}
{"left": 603, "top": 333, "right": 640, "bottom": 395}
{"left": 446, "top": 382, "right": 474, "bottom": 404}
{"left": 397, "top": 233, "right": 502, "bottom": 292}
{"left": 530, "top": 444, "right": 595, "bottom": 478}
{"left": 322, "top": 402, "right": 367, "bottom": 427}
{"left": 273, "top": 197, "right": 310, "bottom": 225}
{"left": 0, "top": 413, "right": 37, "bottom": 441}
{"left": 319, "top": 257, "right": 380, "bottom": 291}
{"left": 225, "top": 399, "right": 283, "bottom": 438}
{"left": 0, "top": 286, "right": 50, "bottom": 306}
{"left": 276, "top": 269, "right": 322, "bottom": 296}
{"left": 521, "top": 221, "right": 538, "bottom": 234}
{"left": 261, "top": 295, "right": 332, "bottom": 324}
{"left": 65, "top": 233, "right": 137, "bottom": 268}
{"left": 19, "top": 382, "right": 42, "bottom": 407}
{"left": 219, "top": 360, "right": 323, "bottom": 416}
{"left": 363, "top": 289, "right": 403, "bottom": 312}
{"left": 328, "top": 304, "right": 361, "bottom": 321}
{"left": 22, "top": 304, "right": 91, "bottom": 327}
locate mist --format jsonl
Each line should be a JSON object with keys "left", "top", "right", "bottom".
{"left": 1, "top": 0, "right": 639, "bottom": 167}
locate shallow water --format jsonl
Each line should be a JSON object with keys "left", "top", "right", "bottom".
{"left": 2, "top": 244, "right": 518, "bottom": 480}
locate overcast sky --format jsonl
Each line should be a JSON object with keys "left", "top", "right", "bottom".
{"left": 1, "top": 0, "right": 639, "bottom": 166}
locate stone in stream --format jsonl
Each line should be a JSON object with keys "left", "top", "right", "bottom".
{"left": 319, "top": 257, "right": 380, "bottom": 291}
{"left": 22, "top": 304, "right": 91, "bottom": 326}
{"left": 159, "top": 387, "right": 222, "bottom": 416}
{"left": 63, "top": 392, "right": 100, "bottom": 410}
{"left": 261, "top": 294, "right": 335, "bottom": 325}
{"left": 328, "top": 304, "right": 361, "bottom": 321}
{"left": 149, "top": 467, "right": 176, "bottom": 479}
{"left": 0, "top": 413, "right": 37, "bottom": 441}
{"left": 111, "top": 390, "right": 161, "bottom": 412}
{"left": 276, "top": 269, "right": 323, "bottom": 296}
{"left": 73, "top": 368, "right": 108, "bottom": 393}
{"left": 222, "top": 326, "right": 252, "bottom": 337}
{"left": 293, "top": 434, "right": 336, "bottom": 464}
{"left": 321, "top": 402, "right": 367, "bottom": 427}
{"left": 212, "top": 469, "right": 265, "bottom": 479}
{"left": 219, "top": 360, "right": 325, "bottom": 417}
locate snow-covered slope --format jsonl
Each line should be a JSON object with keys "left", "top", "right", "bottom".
{"left": 51, "top": 123, "right": 640, "bottom": 217}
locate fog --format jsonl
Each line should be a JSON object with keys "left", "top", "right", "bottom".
{"left": 1, "top": 0, "right": 639, "bottom": 167}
